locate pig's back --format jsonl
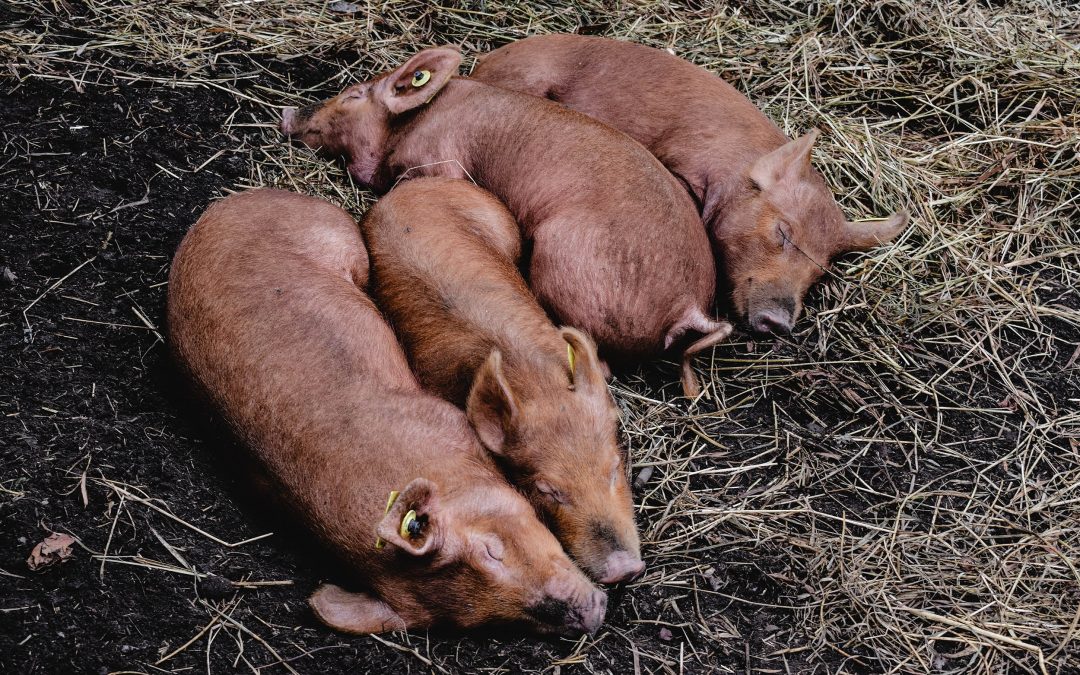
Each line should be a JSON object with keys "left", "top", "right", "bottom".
{"left": 364, "top": 177, "right": 559, "bottom": 404}
{"left": 473, "top": 34, "right": 788, "bottom": 195}
{"left": 168, "top": 189, "right": 414, "bottom": 401}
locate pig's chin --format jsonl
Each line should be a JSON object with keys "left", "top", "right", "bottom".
{"left": 346, "top": 154, "right": 382, "bottom": 189}
{"left": 528, "top": 616, "right": 592, "bottom": 638}
{"left": 524, "top": 592, "right": 606, "bottom": 636}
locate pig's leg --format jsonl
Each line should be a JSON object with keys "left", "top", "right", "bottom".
{"left": 669, "top": 308, "right": 733, "bottom": 398}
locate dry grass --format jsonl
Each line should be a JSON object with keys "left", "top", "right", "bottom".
{"left": 4, "top": 0, "right": 1079, "bottom": 673}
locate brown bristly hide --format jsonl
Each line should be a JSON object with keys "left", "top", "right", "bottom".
{"left": 166, "top": 189, "right": 606, "bottom": 636}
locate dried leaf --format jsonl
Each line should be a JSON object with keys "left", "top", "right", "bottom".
{"left": 27, "top": 533, "right": 76, "bottom": 571}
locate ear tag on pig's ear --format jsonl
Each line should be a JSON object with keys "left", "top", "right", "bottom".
{"left": 399, "top": 510, "right": 420, "bottom": 539}
{"left": 374, "top": 490, "right": 400, "bottom": 549}
{"left": 411, "top": 70, "right": 431, "bottom": 87}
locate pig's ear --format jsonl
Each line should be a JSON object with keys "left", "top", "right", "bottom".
{"left": 748, "top": 129, "right": 819, "bottom": 192}
{"left": 376, "top": 477, "right": 441, "bottom": 556}
{"left": 559, "top": 327, "right": 607, "bottom": 392}
{"left": 842, "top": 210, "right": 909, "bottom": 252}
{"left": 310, "top": 584, "right": 410, "bottom": 634}
{"left": 380, "top": 47, "right": 462, "bottom": 116}
{"left": 466, "top": 350, "right": 518, "bottom": 456}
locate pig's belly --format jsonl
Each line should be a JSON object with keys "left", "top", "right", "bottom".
{"left": 526, "top": 218, "right": 706, "bottom": 359}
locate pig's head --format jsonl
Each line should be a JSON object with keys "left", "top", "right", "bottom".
{"left": 714, "top": 129, "right": 909, "bottom": 335}
{"left": 280, "top": 48, "right": 463, "bottom": 189}
{"left": 466, "top": 328, "right": 644, "bottom": 585}
{"left": 310, "top": 476, "right": 607, "bottom": 636}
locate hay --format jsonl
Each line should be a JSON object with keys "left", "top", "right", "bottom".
{"left": 4, "top": 0, "right": 1078, "bottom": 672}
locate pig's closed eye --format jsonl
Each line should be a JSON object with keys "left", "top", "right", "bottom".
{"left": 535, "top": 480, "right": 567, "bottom": 505}
{"left": 343, "top": 86, "right": 368, "bottom": 101}
{"left": 484, "top": 541, "right": 504, "bottom": 562}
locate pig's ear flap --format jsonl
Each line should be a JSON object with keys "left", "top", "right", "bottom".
{"left": 559, "top": 327, "right": 608, "bottom": 392}
{"left": 310, "top": 584, "right": 410, "bottom": 634}
{"left": 381, "top": 47, "right": 462, "bottom": 116}
{"left": 375, "top": 477, "right": 441, "bottom": 556}
{"left": 466, "top": 350, "right": 518, "bottom": 456}
{"left": 748, "top": 129, "right": 819, "bottom": 192}
{"left": 842, "top": 210, "right": 909, "bottom": 252}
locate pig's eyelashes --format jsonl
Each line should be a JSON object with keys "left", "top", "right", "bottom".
{"left": 535, "top": 481, "right": 567, "bottom": 505}
{"left": 483, "top": 540, "right": 504, "bottom": 562}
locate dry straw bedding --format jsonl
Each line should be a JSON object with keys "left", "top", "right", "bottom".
{"left": 4, "top": 0, "right": 1079, "bottom": 673}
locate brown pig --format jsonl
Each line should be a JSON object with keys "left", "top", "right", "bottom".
{"left": 471, "top": 34, "right": 909, "bottom": 335}
{"left": 361, "top": 176, "right": 643, "bottom": 584}
{"left": 166, "top": 189, "right": 606, "bottom": 636}
{"left": 280, "top": 47, "right": 732, "bottom": 397}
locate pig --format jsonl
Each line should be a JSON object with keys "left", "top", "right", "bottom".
{"left": 471, "top": 34, "right": 909, "bottom": 335}
{"left": 280, "top": 47, "right": 732, "bottom": 397}
{"left": 361, "top": 176, "right": 643, "bottom": 584}
{"left": 166, "top": 189, "right": 606, "bottom": 636}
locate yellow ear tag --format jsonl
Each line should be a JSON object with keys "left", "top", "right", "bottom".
{"left": 567, "top": 343, "right": 577, "bottom": 384}
{"left": 375, "top": 490, "right": 400, "bottom": 549}
{"left": 411, "top": 70, "right": 431, "bottom": 87}
{"left": 400, "top": 510, "right": 418, "bottom": 538}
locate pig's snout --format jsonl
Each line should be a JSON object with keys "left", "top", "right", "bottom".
{"left": 531, "top": 575, "right": 608, "bottom": 635}
{"left": 599, "top": 550, "right": 645, "bottom": 584}
{"left": 577, "top": 589, "right": 608, "bottom": 634}
{"left": 750, "top": 302, "right": 794, "bottom": 336}
{"left": 280, "top": 107, "right": 298, "bottom": 135}
{"left": 560, "top": 589, "right": 607, "bottom": 635}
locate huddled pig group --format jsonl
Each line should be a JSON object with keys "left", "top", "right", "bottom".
{"left": 168, "top": 35, "right": 907, "bottom": 637}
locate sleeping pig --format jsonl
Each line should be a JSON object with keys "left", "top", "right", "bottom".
{"left": 280, "top": 47, "right": 732, "bottom": 397}
{"left": 167, "top": 189, "right": 606, "bottom": 635}
{"left": 471, "top": 34, "right": 909, "bottom": 335}
{"left": 361, "top": 176, "right": 643, "bottom": 584}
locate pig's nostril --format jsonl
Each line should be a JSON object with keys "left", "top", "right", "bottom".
{"left": 580, "top": 590, "right": 608, "bottom": 634}
{"left": 751, "top": 309, "right": 792, "bottom": 336}
{"left": 280, "top": 107, "right": 297, "bottom": 135}
{"left": 595, "top": 590, "right": 608, "bottom": 611}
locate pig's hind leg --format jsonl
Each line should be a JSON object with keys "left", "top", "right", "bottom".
{"left": 667, "top": 307, "right": 733, "bottom": 398}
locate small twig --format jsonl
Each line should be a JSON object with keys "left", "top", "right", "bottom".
{"left": 23, "top": 257, "right": 97, "bottom": 334}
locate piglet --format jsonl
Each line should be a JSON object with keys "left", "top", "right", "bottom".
{"left": 472, "top": 34, "right": 909, "bottom": 335}
{"left": 280, "top": 47, "right": 732, "bottom": 397}
{"left": 362, "top": 177, "right": 644, "bottom": 584}
{"left": 167, "top": 189, "right": 606, "bottom": 635}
